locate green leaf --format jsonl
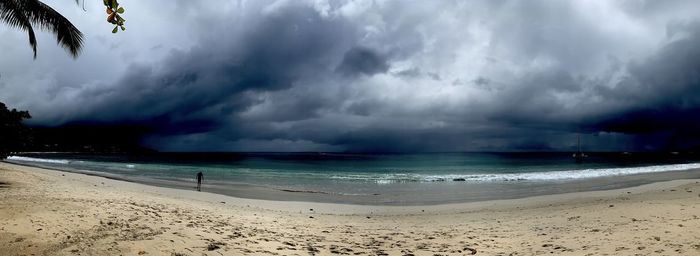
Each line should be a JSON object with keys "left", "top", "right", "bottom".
{"left": 110, "top": 0, "right": 118, "bottom": 9}
{"left": 117, "top": 7, "right": 124, "bottom": 14}
{"left": 112, "top": 26, "right": 118, "bottom": 33}
{"left": 120, "top": 26, "right": 125, "bottom": 31}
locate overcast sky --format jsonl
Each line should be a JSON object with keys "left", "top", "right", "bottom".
{"left": 2, "top": 0, "right": 700, "bottom": 152}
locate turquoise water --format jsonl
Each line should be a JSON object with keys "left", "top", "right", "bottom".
{"left": 7, "top": 152, "right": 700, "bottom": 204}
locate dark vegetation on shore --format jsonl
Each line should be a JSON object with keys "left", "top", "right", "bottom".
{"left": 0, "top": 103, "right": 31, "bottom": 159}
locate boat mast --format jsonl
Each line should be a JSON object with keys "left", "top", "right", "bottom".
{"left": 577, "top": 134, "right": 581, "bottom": 154}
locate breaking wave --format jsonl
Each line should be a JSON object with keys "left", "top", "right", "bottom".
{"left": 6, "top": 156, "right": 71, "bottom": 164}
{"left": 331, "top": 163, "right": 700, "bottom": 184}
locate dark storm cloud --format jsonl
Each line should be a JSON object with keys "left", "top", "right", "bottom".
{"left": 335, "top": 47, "right": 389, "bottom": 76}
{"left": 474, "top": 20, "right": 700, "bottom": 150}
{"left": 3, "top": 0, "right": 700, "bottom": 152}
{"left": 486, "top": 68, "right": 583, "bottom": 126}
{"left": 590, "top": 22, "right": 700, "bottom": 134}
{"left": 61, "top": 2, "right": 358, "bottom": 134}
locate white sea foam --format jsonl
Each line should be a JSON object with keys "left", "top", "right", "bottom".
{"left": 332, "top": 163, "right": 700, "bottom": 184}
{"left": 6, "top": 156, "right": 70, "bottom": 164}
{"left": 451, "top": 163, "right": 700, "bottom": 182}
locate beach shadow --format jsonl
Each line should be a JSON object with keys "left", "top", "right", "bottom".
{"left": 0, "top": 181, "right": 9, "bottom": 188}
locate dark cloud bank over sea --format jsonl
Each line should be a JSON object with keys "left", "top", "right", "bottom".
{"left": 2, "top": 1, "right": 700, "bottom": 152}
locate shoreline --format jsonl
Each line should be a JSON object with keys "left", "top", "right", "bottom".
{"left": 2, "top": 162, "right": 700, "bottom": 255}
{"left": 6, "top": 159, "right": 700, "bottom": 207}
{"left": 2, "top": 161, "right": 700, "bottom": 214}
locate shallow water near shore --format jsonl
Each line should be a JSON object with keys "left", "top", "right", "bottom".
{"left": 7, "top": 152, "right": 700, "bottom": 205}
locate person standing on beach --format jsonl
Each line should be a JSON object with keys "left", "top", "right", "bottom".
{"left": 196, "top": 171, "right": 203, "bottom": 191}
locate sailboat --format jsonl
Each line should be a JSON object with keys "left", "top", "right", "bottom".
{"left": 573, "top": 134, "right": 588, "bottom": 162}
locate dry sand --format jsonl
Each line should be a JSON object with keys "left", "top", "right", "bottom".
{"left": 2, "top": 162, "right": 700, "bottom": 255}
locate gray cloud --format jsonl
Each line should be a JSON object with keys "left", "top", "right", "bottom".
{"left": 2, "top": 0, "right": 700, "bottom": 152}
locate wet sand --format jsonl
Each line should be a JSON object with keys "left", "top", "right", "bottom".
{"left": 2, "top": 162, "right": 700, "bottom": 255}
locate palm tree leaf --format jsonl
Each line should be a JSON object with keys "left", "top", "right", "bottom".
{"left": 0, "top": 0, "right": 38, "bottom": 58}
{"left": 22, "top": 0, "right": 84, "bottom": 58}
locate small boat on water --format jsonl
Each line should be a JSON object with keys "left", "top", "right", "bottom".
{"left": 573, "top": 134, "right": 587, "bottom": 162}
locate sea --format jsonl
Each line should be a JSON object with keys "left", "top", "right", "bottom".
{"left": 6, "top": 152, "right": 700, "bottom": 205}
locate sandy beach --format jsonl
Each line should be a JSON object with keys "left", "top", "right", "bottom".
{"left": 2, "top": 162, "right": 700, "bottom": 255}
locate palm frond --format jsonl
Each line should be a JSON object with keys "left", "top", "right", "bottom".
{"left": 23, "top": 0, "right": 84, "bottom": 58}
{"left": 0, "top": 0, "right": 38, "bottom": 58}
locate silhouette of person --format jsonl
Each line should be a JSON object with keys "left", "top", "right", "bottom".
{"left": 196, "top": 171, "right": 203, "bottom": 191}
